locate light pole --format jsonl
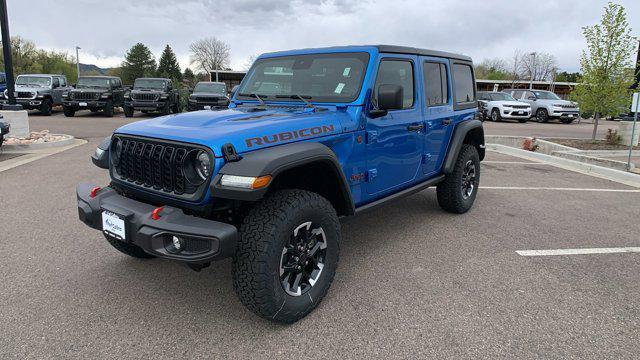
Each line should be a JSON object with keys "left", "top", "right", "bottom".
{"left": 0, "top": 0, "right": 21, "bottom": 110}
{"left": 75, "top": 46, "right": 81, "bottom": 79}
{"left": 528, "top": 52, "right": 536, "bottom": 90}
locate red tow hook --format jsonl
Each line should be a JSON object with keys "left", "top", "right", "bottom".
{"left": 90, "top": 186, "right": 101, "bottom": 198}
{"left": 151, "top": 206, "right": 165, "bottom": 221}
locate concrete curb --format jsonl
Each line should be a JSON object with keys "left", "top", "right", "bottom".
{"left": 486, "top": 143, "right": 640, "bottom": 188}
{"left": 2, "top": 134, "right": 76, "bottom": 150}
{"left": 0, "top": 139, "right": 87, "bottom": 173}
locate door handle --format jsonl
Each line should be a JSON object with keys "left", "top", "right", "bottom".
{"left": 442, "top": 118, "right": 452, "bottom": 125}
{"left": 407, "top": 124, "right": 424, "bottom": 132}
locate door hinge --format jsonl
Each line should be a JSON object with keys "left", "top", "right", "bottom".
{"left": 366, "top": 131, "right": 378, "bottom": 144}
{"left": 366, "top": 168, "right": 378, "bottom": 181}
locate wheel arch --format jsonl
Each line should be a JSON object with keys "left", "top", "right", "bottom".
{"left": 211, "top": 142, "right": 355, "bottom": 216}
{"left": 442, "top": 119, "right": 485, "bottom": 174}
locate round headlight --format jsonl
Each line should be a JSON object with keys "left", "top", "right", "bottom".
{"left": 196, "top": 151, "right": 211, "bottom": 179}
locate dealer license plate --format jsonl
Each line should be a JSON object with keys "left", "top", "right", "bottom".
{"left": 102, "top": 210, "right": 126, "bottom": 240}
{"left": 79, "top": 102, "right": 87, "bottom": 107}
{"left": 517, "top": 111, "right": 524, "bottom": 115}
{"left": 204, "top": 105, "right": 211, "bottom": 110}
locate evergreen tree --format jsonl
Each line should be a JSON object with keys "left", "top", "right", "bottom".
{"left": 120, "top": 43, "right": 156, "bottom": 84}
{"left": 157, "top": 44, "right": 182, "bottom": 81}
{"left": 183, "top": 67, "right": 196, "bottom": 87}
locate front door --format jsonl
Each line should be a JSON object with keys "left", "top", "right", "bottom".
{"left": 365, "top": 56, "right": 424, "bottom": 196}
{"left": 420, "top": 57, "right": 454, "bottom": 175}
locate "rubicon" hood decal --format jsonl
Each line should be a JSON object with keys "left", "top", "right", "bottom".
{"left": 245, "top": 125, "right": 335, "bottom": 148}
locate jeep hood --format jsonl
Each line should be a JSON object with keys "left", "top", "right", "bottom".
{"left": 115, "top": 107, "right": 346, "bottom": 156}
{"left": 15, "top": 84, "right": 49, "bottom": 93}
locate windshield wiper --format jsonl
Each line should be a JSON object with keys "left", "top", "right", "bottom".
{"left": 275, "top": 94, "right": 315, "bottom": 108}
{"left": 238, "top": 93, "right": 268, "bottom": 106}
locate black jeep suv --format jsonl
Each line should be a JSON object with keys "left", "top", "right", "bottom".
{"left": 187, "top": 81, "right": 229, "bottom": 111}
{"left": 124, "top": 78, "right": 180, "bottom": 117}
{"left": 63, "top": 76, "right": 125, "bottom": 117}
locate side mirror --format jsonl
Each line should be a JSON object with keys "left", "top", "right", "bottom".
{"left": 72, "top": 84, "right": 76, "bottom": 88}
{"left": 527, "top": 96, "right": 536, "bottom": 101}
{"left": 369, "top": 84, "right": 404, "bottom": 118}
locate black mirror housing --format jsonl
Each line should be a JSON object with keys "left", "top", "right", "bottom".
{"left": 378, "top": 84, "right": 404, "bottom": 111}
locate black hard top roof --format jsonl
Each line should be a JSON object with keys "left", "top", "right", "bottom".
{"left": 79, "top": 75, "right": 119, "bottom": 79}
{"left": 374, "top": 45, "right": 472, "bottom": 62}
{"left": 135, "top": 77, "right": 169, "bottom": 81}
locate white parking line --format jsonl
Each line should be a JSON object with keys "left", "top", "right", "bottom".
{"left": 517, "top": 247, "right": 640, "bottom": 256}
{"left": 480, "top": 186, "right": 640, "bottom": 192}
{"left": 482, "top": 161, "right": 551, "bottom": 165}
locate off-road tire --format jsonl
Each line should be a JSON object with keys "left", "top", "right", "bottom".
{"left": 40, "top": 99, "right": 52, "bottom": 116}
{"left": 171, "top": 102, "right": 180, "bottom": 114}
{"left": 104, "top": 234, "right": 155, "bottom": 259}
{"left": 561, "top": 118, "right": 574, "bottom": 124}
{"left": 437, "top": 144, "right": 480, "bottom": 214}
{"left": 103, "top": 100, "right": 114, "bottom": 117}
{"left": 232, "top": 189, "right": 341, "bottom": 323}
{"left": 123, "top": 105, "right": 134, "bottom": 118}
{"left": 490, "top": 108, "right": 501, "bottom": 122}
{"left": 62, "top": 106, "right": 75, "bottom": 117}
{"left": 536, "top": 108, "right": 549, "bottom": 123}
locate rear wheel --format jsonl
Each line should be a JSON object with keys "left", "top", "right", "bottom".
{"left": 104, "top": 235, "right": 155, "bottom": 259}
{"left": 63, "top": 106, "right": 75, "bottom": 117}
{"left": 490, "top": 108, "right": 501, "bottom": 122}
{"left": 103, "top": 100, "right": 114, "bottom": 117}
{"left": 536, "top": 108, "right": 549, "bottom": 123}
{"left": 437, "top": 144, "right": 480, "bottom": 214}
{"left": 40, "top": 99, "right": 52, "bottom": 116}
{"left": 233, "top": 189, "right": 340, "bottom": 323}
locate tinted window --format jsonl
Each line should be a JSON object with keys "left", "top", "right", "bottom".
{"left": 52, "top": 77, "right": 60, "bottom": 87}
{"left": 423, "top": 62, "right": 449, "bottom": 106}
{"left": 453, "top": 64, "right": 475, "bottom": 103}
{"left": 375, "top": 60, "right": 414, "bottom": 109}
{"left": 58, "top": 77, "right": 66, "bottom": 87}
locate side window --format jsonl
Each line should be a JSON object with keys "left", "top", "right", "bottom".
{"left": 512, "top": 90, "right": 523, "bottom": 100}
{"left": 52, "top": 77, "right": 60, "bottom": 88}
{"left": 524, "top": 91, "right": 535, "bottom": 100}
{"left": 167, "top": 80, "right": 172, "bottom": 90}
{"left": 58, "top": 77, "right": 66, "bottom": 87}
{"left": 423, "top": 62, "right": 449, "bottom": 106}
{"left": 375, "top": 60, "right": 414, "bottom": 109}
{"left": 452, "top": 63, "right": 475, "bottom": 104}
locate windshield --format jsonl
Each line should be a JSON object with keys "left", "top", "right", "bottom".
{"left": 237, "top": 52, "right": 370, "bottom": 103}
{"left": 194, "top": 82, "right": 226, "bottom": 94}
{"left": 77, "top": 77, "right": 110, "bottom": 88}
{"left": 533, "top": 91, "right": 560, "bottom": 100}
{"left": 16, "top": 76, "right": 51, "bottom": 87}
{"left": 134, "top": 78, "right": 166, "bottom": 90}
{"left": 490, "top": 93, "right": 516, "bottom": 101}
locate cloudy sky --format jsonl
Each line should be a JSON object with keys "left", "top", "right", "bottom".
{"left": 9, "top": 0, "right": 639, "bottom": 73}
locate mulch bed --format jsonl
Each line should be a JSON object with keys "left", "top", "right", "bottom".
{"left": 549, "top": 138, "right": 639, "bottom": 151}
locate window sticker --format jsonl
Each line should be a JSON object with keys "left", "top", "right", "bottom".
{"left": 334, "top": 83, "right": 346, "bottom": 94}
{"left": 343, "top": 67, "right": 351, "bottom": 77}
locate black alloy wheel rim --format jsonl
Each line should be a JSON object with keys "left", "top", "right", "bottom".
{"left": 461, "top": 160, "right": 476, "bottom": 200}
{"left": 279, "top": 221, "right": 327, "bottom": 296}
{"left": 537, "top": 110, "right": 547, "bottom": 122}
{"left": 491, "top": 110, "right": 498, "bottom": 121}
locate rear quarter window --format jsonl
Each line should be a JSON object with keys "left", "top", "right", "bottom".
{"left": 453, "top": 63, "right": 475, "bottom": 105}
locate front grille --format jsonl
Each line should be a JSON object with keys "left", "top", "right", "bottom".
{"left": 559, "top": 104, "right": 576, "bottom": 109}
{"left": 511, "top": 105, "right": 529, "bottom": 109}
{"left": 195, "top": 96, "right": 221, "bottom": 103}
{"left": 16, "top": 91, "right": 35, "bottom": 99}
{"left": 132, "top": 92, "right": 159, "bottom": 101}
{"left": 112, "top": 136, "right": 209, "bottom": 199}
{"left": 72, "top": 92, "right": 100, "bottom": 101}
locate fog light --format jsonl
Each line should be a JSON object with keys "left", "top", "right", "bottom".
{"left": 168, "top": 236, "right": 185, "bottom": 253}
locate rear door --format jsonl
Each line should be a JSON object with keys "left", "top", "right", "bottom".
{"left": 420, "top": 57, "right": 454, "bottom": 176}
{"left": 365, "top": 55, "right": 424, "bottom": 196}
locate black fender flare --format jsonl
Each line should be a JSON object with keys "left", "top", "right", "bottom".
{"left": 442, "top": 119, "right": 485, "bottom": 174}
{"left": 210, "top": 142, "right": 355, "bottom": 215}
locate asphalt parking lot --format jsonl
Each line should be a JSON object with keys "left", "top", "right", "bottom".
{"left": 1, "top": 111, "right": 639, "bottom": 358}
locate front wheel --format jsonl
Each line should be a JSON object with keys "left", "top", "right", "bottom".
{"left": 103, "top": 100, "right": 114, "bottom": 117}
{"left": 62, "top": 106, "right": 75, "bottom": 117}
{"left": 123, "top": 105, "right": 134, "bottom": 118}
{"left": 40, "top": 99, "right": 52, "bottom": 116}
{"left": 437, "top": 144, "right": 480, "bottom": 214}
{"left": 233, "top": 189, "right": 340, "bottom": 323}
{"left": 536, "top": 108, "right": 549, "bottom": 123}
{"left": 490, "top": 108, "right": 501, "bottom": 122}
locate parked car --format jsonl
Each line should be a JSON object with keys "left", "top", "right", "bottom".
{"left": 124, "top": 78, "right": 180, "bottom": 117}
{"left": 77, "top": 45, "right": 484, "bottom": 323}
{"left": 1, "top": 74, "right": 72, "bottom": 115}
{"left": 478, "top": 91, "right": 531, "bottom": 123}
{"left": 503, "top": 89, "right": 579, "bottom": 123}
{"left": 0, "top": 116, "right": 9, "bottom": 148}
{"left": 187, "top": 81, "right": 229, "bottom": 111}
{"left": 63, "top": 76, "right": 125, "bottom": 117}
{"left": 0, "top": 72, "right": 6, "bottom": 93}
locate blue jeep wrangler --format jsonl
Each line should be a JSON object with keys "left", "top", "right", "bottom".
{"left": 77, "top": 45, "right": 484, "bottom": 323}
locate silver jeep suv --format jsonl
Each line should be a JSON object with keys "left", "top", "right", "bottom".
{"left": 504, "top": 89, "right": 580, "bottom": 124}
{"left": 2, "top": 74, "right": 72, "bottom": 115}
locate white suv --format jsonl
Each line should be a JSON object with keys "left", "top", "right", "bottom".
{"left": 478, "top": 91, "right": 531, "bottom": 123}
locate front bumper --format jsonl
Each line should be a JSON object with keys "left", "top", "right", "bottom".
{"left": 1, "top": 98, "right": 43, "bottom": 109}
{"left": 187, "top": 99, "right": 228, "bottom": 110}
{"left": 551, "top": 110, "right": 579, "bottom": 119}
{"left": 63, "top": 100, "right": 107, "bottom": 109}
{"left": 76, "top": 182, "right": 238, "bottom": 264}
{"left": 501, "top": 108, "right": 530, "bottom": 119}
{"left": 125, "top": 100, "right": 167, "bottom": 111}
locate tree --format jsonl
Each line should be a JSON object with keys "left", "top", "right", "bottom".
{"left": 0, "top": 36, "right": 78, "bottom": 83}
{"left": 474, "top": 58, "right": 509, "bottom": 80}
{"left": 156, "top": 44, "right": 182, "bottom": 82}
{"left": 572, "top": 2, "right": 637, "bottom": 140}
{"left": 519, "top": 52, "right": 558, "bottom": 82}
{"left": 120, "top": 43, "right": 157, "bottom": 84}
{"left": 507, "top": 50, "right": 524, "bottom": 87}
{"left": 556, "top": 71, "right": 582, "bottom": 83}
{"left": 189, "top": 37, "right": 230, "bottom": 75}
{"left": 183, "top": 67, "right": 196, "bottom": 87}
{"left": 242, "top": 54, "right": 258, "bottom": 71}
